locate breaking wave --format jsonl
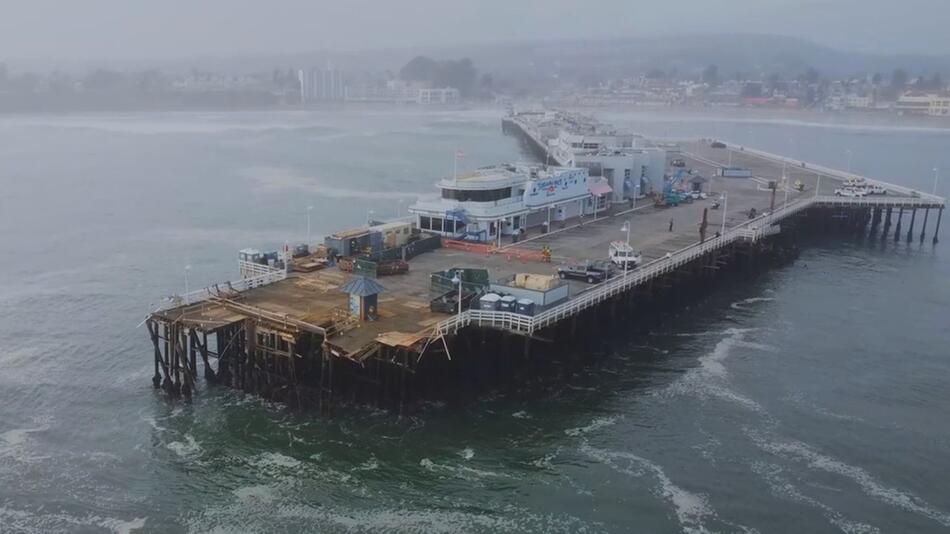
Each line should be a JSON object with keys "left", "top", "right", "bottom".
{"left": 662, "top": 328, "right": 768, "bottom": 412}
{"left": 752, "top": 461, "right": 880, "bottom": 534}
{"left": 748, "top": 430, "right": 950, "bottom": 527}
{"left": 564, "top": 415, "right": 620, "bottom": 437}
{"left": 730, "top": 297, "right": 776, "bottom": 310}
{"left": 580, "top": 442, "right": 716, "bottom": 534}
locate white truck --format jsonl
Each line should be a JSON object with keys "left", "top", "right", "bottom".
{"left": 834, "top": 187, "right": 867, "bottom": 198}
{"left": 609, "top": 241, "right": 642, "bottom": 270}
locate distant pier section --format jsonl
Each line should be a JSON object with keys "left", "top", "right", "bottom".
{"left": 145, "top": 109, "right": 944, "bottom": 415}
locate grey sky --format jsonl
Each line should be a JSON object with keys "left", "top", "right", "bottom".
{"left": 1, "top": 0, "right": 947, "bottom": 61}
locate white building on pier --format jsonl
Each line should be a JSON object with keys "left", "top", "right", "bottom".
{"left": 549, "top": 130, "right": 667, "bottom": 202}
{"left": 408, "top": 164, "right": 608, "bottom": 243}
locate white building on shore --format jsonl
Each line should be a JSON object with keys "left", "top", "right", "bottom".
{"left": 408, "top": 164, "right": 606, "bottom": 243}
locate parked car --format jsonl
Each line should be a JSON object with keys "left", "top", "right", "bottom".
{"left": 865, "top": 184, "right": 886, "bottom": 195}
{"left": 711, "top": 141, "right": 726, "bottom": 148}
{"left": 834, "top": 187, "right": 867, "bottom": 197}
{"left": 557, "top": 260, "right": 613, "bottom": 284}
{"left": 689, "top": 190, "right": 707, "bottom": 200}
{"left": 671, "top": 158, "right": 686, "bottom": 167}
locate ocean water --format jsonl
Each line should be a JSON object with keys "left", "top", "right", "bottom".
{"left": 1, "top": 106, "right": 949, "bottom": 533}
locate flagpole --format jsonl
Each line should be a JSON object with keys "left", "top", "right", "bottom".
{"left": 454, "top": 150, "right": 458, "bottom": 182}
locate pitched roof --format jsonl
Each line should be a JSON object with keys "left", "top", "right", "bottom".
{"left": 339, "top": 276, "right": 385, "bottom": 297}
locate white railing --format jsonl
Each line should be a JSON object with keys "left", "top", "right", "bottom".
{"left": 727, "top": 143, "right": 943, "bottom": 203}
{"left": 239, "top": 259, "right": 281, "bottom": 279}
{"left": 814, "top": 195, "right": 944, "bottom": 208}
{"left": 158, "top": 267, "right": 287, "bottom": 311}
{"left": 432, "top": 191, "right": 945, "bottom": 336}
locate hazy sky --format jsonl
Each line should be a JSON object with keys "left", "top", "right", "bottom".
{"left": 1, "top": 0, "right": 948, "bottom": 61}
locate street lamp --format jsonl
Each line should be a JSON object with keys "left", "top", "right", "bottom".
{"left": 184, "top": 264, "right": 192, "bottom": 298}
{"left": 367, "top": 209, "right": 374, "bottom": 225}
{"left": 306, "top": 205, "right": 313, "bottom": 246}
{"left": 720, "top": 192, "right": 728, "bottom": 235}
{"left": 621, "top": 220, "right": 631, "bottom": 281}
{"left": 783, "top": 175, "right": 789, "bottom": 211}
{"left": 451, "top": 271, "right": 464, "bottom": 315}
{"left": 934, "top": 167, "right": 940, "bottom": 195}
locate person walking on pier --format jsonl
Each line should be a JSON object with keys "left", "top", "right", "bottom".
{"left": 669, "top": 217, "right": 674, "bottom": 232}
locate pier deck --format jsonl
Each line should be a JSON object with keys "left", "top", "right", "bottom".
{"left": 154, "top": 141, "right": 936, "bottom": 355}
{"left": 146, "top": 120, "right": 945, "bottom": 413}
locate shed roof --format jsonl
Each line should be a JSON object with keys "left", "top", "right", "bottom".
{"left": 339, "top": 276, "right": 386, "bottom": 297}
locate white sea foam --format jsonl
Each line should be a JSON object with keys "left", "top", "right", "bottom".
{"left": 563, "top": 415, "right": 620, "bottom": 436}
{"left": 730, "top": 297, "right": 776, "bottom": 310}
{"left": 166, "top": 434, "right": 202, "bottom": 460}
{"left": 251, "top": 451, "right": 302, "bottom": 471}
{"left": 784, "top": 392, "right": 866, "bottom": 423}
{"left": 749, "top": 431, "right": 950, "bottom": 527}
{"left": 96, "top": 516, "right": 148, "bottom": 534}
{"left": 354, "top": 455, "right": 380, "bottom": 472}
{"left": 662, "top": 328, "right": 768, "bottom": 412}
{"left": 580, "top": 443, "right": 716, "bottom": 534}
{"left": 458, "top": 447, "right": 475, "bottom": 460}
{"left": 233, "top": 484, "right": 279, "bottom": 504}
{"left": 0, "top": 505, "right": 147, "bottom": 534}
{"left": 187, "top": 499, "right": 591, "bottom": 534}
{"left": 0, "top": 418, "right": 52, "bottom": 463}
{"left": 752, "top": 461, "right": 880, "bottom": 534}
{"left": 511, "top": 410, "right": 532, "bottom": 419}
{"left": 419, "top": 457, "right": 511, "bottom": 481}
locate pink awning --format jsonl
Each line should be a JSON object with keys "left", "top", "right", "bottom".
{"left": 589, "top": 182, "right": 613, "bottom": 196}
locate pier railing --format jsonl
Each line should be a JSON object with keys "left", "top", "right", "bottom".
{"left": 726, "top": 143, "right": 943, "bottom": 203}
{"left": 813, "top": 195, "right": 944, "bottom": 209}
{"left": 158, "top": 267, "right": 287, "bottom": 311}
{"left": 432, "top": 192, "right": 944, "bottom": 337}
{"left": 434, "top": 202, "right": 769, "bottom": 336}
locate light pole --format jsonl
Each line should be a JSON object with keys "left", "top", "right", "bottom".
{"left": 306, "top": 205, "right": 313, "bottom": 246}
{"left": 621, "top": 221, "right": 631, "bottom": 281}
{"left": 934, "top": 167, "right": 940, "bottom": 195}
{"left": 184, "top": 264, "right": 191, "bottom": 298}
{"left": 815, "top": 173, "right": 822, "bottom": 198}
{"left": 720, "top": 192, "right": 728, "bottom": 235}
{"left": 451, "top": 271, "right": 464, "bottom": 316}
{"left": 367, "top": 209, "right": 374, "bottom": 225}
{"left": 846, "top": 150, "right": 853, "bottom": 173}
{"left": 783, "top": 175, "right": 789, "bottom": 211}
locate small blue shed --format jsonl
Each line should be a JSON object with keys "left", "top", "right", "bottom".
{"left": 339, "top": 276, "right": 386, "bottom": 321}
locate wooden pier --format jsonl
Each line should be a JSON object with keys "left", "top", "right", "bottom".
{"left": 145, "top": 123, "right": 945, "bottom": 415}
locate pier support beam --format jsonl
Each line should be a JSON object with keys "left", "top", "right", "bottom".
{"left": 906, "top": 208, "right": 917, "bottom": 243}
{"left": 894, "top": 208, "right": 903, "bottom": 243}
{"left": 934, "top": 208, "right": 943, "bottom": 245}
{"left": 147, "top": 320, "right": 162, "bottom": 388}
{"left": 920, "top": 208, "right": 930, "bottom": 244}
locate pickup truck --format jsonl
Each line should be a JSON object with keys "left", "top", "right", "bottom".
{"left": 557, "top": 260, "right": 614, "bottom": 284}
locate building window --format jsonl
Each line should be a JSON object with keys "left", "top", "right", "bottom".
{"left": 442, "top": 187, "right": 512, "bottom": 202}
{"left": 420, "top": 216, "right": 431, "bottom": 230}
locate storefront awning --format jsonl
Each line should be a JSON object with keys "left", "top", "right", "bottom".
{"left": 589, "top": 181, "right": 613, "bottom": 196}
